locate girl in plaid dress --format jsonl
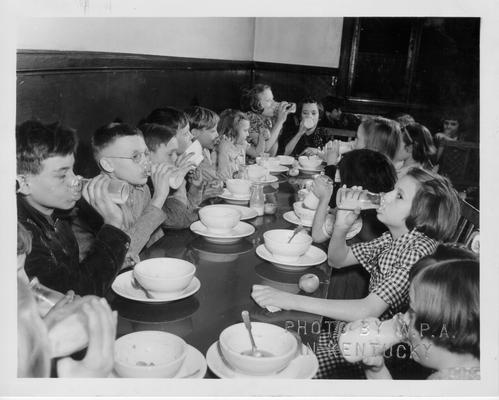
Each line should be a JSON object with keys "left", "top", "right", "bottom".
{"left": 362, "top": 258, "right": 479, "bottom": 380}
{"left": 252, "top": 168, "right": 460, "bottom": 378}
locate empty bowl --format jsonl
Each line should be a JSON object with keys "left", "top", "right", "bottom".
{"left": 263, "top": 229, "right": 313, "bottom": 263}
{"left": 219, "top": 322, "right": 298, "bottom": 375}
{"left": 198, "top": 205, "right": 241, "bottom": 234}
{"left": 293, "top": 201, "right": 316, "bottom": 225}
{"left": 247, "top": 165, "right": 268, "bottom": 181}
{"left": 226, "top": 179, "right": 252, "bottom": 198}
{"left": 114, "top": 330, "right": 187, "bottom": 378}
{"left": 133, "top": 258, "right": 196, "bottom": 295}
{"left": 298, "top": 155, "right": 322, "bottom": 170}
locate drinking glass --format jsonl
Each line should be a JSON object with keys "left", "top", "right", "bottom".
{"left": 29, "top": 277, "right": 64, "bottom": 316}
{"left": 71, "top": 176, "right": 130, "bottom": 205}
{"left": 336, "top": 187, "right": 383, "bottom": 210}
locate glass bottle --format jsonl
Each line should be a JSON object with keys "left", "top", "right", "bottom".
{"left": 29, "top": 277, "right": 65, "bottom": 317}
{"left": 249, "top": 183, "right": 265, "bottom": 216}
{"left": 336, "top": 187, "right": 384, "bottom": 210}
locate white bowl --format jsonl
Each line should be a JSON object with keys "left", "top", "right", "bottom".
{"left": 114, "top": 331, "right": 187, "bottom": 378}
{"left": 198, "top": 205, "right": 241, "bottom": 234}
{"left": 298, "top": 155, "right": 322, "bottom": 170}
{"left": 219, "top": 322, "right": 298, "bottom": 375}
{"left": 134, "top": 258, "right": 196, "bottom": 295}
{"left": 226, "top": 179, "right": 251, "bottom": 198}
{"left": 277, "top": 155, "right": 295, "bottom": 166}
{"left": 293, "top": 201, "right": 316, "bottom": 225}
{"left": 263, "top": 229, "right": 313, "bottom": 263}
{"left": 247, "top": 165, "right": 268, "bottom": 181}
{"left": 258, "top": 157, "right": 281, "bottom": 169}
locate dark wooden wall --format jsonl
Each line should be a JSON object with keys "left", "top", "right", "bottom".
{"left": 17, "top": 50, "right": 338, "bottom": 175}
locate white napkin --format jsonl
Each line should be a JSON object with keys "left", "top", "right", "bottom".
{"left": 266, "top": 305, "right": 282, "bottom": 313}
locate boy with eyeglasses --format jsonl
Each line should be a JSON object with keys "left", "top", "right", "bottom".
{"left": 72, "top": 122, "right": 174, "bottom": 265}
{"left": 16, "top": 120, "right": 131, "bottom": 296}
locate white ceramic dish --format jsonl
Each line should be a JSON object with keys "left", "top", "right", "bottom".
{"left": 225, "top": 179, "right": 252, "bottom": 198}
{"left": 256, "top": 244, "right": 327, "bottom": 271}
{"left": 268, "top": 165, "right": 289, "bottom": 174}
{"left": 205, "top": 204, "right": 257, "bottom": 221}
{"left": 198, "top": 205, "right": 241, "bottom": 235}
{"left": 190, "top": 220, "right": 255, "bottom": 244}
{"left": 276, "top": 155, "right": 295, "bottom": 166}
{"left": 218, "top": 189, "right": 250, "bottom": 205}
{"left": 109, "top": 344, "right": 206, "bottom": 379}
{"left": 248, "top": 175, "right": 279, "bottom": 185}
{"left": 263, "top": 229, "right": 313, "bottom": 263}
{"left": 284, "top": 211, "right": 362, "bottom": 240}
{"left": 134, "top": 258, "right": 196, "bottom": 295}
{"left": 298, "top": 166, "right": 323, "bottom": 174}
{"left": 219, "top": 322, "right": 298, "bottom": 375}
{"left": 114, "top": 331, "right": 187, "bottom": 378}
{"left": 112, "top": 271, "right": 200, "bottom": 303}
{"left": 283, "top": 211, "right": 313, "bottom": 228}
{"left": 206, "top": 342, "right": 318, "bottom": 379}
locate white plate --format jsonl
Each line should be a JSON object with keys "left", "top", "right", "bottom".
{"left": 218, "top": 189, "right": 250, "bottom": 205}
{"left": 204, "top": 204, "right": 257, "bottom": 221}
{"left": 206, "top": 342, "right": 318, "bottom": 379}
{"left": 112, "top": 271, "right": 201, "bottom": 303}
{"left": 109, "top": 344, "right": 207, "bottom": 379}
{"left": 256, "top": 244, "right": 327, "bottom": 271}
{"left": 268, "top": 165, "right": 289, "bottom": 174}
{"left": 298, "top": 166, "right": 323, "bottom": 174}
{"left": 190, "top": 220, "right": 255, "bottom": 244}
{"left": 219, "top": 188, "right": 250, "bottom": 200}
{"left": 249, "top": 175, "right": 278, "bottom": 184}
{"left": 283, "top": 211, "right": 313, "bottom": 228}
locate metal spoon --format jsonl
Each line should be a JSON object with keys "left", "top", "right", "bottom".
{"left": 131, "top": 276, "right": 154, "bottom": 299}
{"left": 288, "top": 225, "right": 305, "bottom": 243}
{"left": 241, "top": 310, "right": 269, "bottom": 357}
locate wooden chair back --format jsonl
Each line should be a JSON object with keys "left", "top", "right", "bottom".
{"left": 452, "top": 198, "right": 479, "bottom": 251}
{"left": 438, "top": 140, "right": 479, "bottom": 191}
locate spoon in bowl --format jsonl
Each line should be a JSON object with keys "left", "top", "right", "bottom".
{"left": 241, "top": 310, "right": 273, "bottom": 358}
{"left": 288, "top": 225, "right": 305, "bottom": 243}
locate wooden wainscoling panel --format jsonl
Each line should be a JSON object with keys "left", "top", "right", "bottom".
{"left": 17, "top": 50, "right": 338, "bottom": 176}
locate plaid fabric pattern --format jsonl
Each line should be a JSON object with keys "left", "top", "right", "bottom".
{"left": 351, "top": 229, "right": 437, "bottom": 320}
{"left": 314, "top": 321, "right": 365, "bottom": 379}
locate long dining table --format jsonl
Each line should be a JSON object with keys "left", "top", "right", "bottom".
{"left": 107, "top": 172, "right": 334, "bottom": 378}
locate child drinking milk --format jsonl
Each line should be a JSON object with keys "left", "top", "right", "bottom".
{"left": 251, "top": 168, "right": 461, "bottom": 378}
{"left": 362, "top": 258, "right": 479, "bottom": 380}
{"left": 216, "top": 109, "right": 250, "bottom": 181}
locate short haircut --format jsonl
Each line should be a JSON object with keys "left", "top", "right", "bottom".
{"left": 409, "top": 259, "right": 479, "bottom": 359}
{"left": 321, "top": 96, "right": 345, "bottom": 112}
{"left": 409, "top": 242, "right": 478, "bottom": 281}
{"left": 217, "top": 109, "right": 249, "bottom": 140}
{"left": 16, "top": 120, "right": 77, "bottom": 175}
{"left": 404, "top": 123, "right": 437, "bottom": 168}
{"left": 139, "top": 123, "right": 177, "bottom": 152}
{"left": 91, "top": 122, "right": 142, "bottom": 159}
{"left": 297, "top": 97, "right": 324, "bottom": 121}
{"left": 17, "top": 222, "right": 32, "bottom": 256}
{"left": 361, "top": 117, "right": 406, "bottom": 161}
{"left": 240, "top": 83, "right": 271, "bottom": 113}
{"left": 184, "top": 106, "right": 219, "bottom": 131}
{"left": 405, "top": 168, "right": 460, "bottom": 241}
{"left": 338, "top": 149, "right": 397, "bottom": 193}
{"left": 141, "top": 107, "right": 189, "bottom": 131}
{"left": 394, "top": 113, "right": 416, "bottom": 127}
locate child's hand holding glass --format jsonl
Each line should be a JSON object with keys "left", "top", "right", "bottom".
{"left": 312, "top": 175, "right": 334, "bottom": 201}
{"left": 325, "top": 140, "right": 341, "bottom": 166}
{"left": 334, "top": 185, "right": 363, "bottom": 232}
{"left": 56, "top": 297, "right": 117, "bottom": 378}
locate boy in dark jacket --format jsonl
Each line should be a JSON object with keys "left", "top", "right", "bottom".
{"left": 16, "top": 120, "right": 130, "bottom": 296}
